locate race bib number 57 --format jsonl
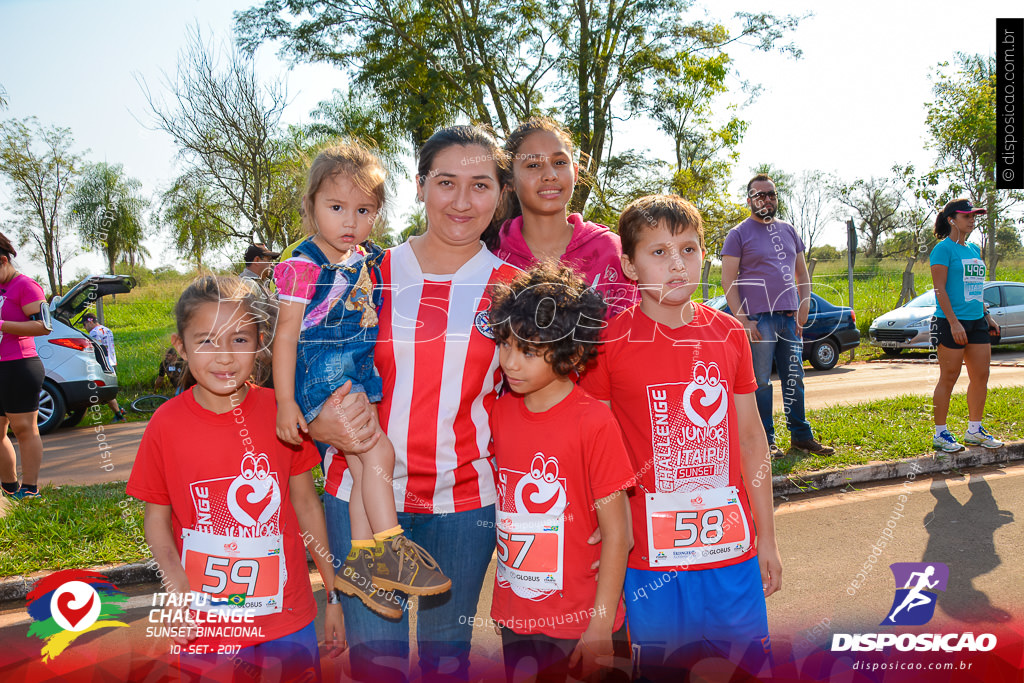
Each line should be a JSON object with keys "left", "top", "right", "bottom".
{"left": 645, "top": 486, "right": 750, "bottom": 567}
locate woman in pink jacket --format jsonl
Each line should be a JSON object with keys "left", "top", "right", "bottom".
{"left": 493, "top": 118, "right": 638, "bottom": 315}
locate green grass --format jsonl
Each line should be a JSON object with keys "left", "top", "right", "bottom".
{"left": 1, "top": 466, "right": 325, "bottom": 578}
{"left": 0, "top": 482, "right": 147, "bottom": 576}
{"left": 770, "top": 385, "right": 1024, "bottom": 475}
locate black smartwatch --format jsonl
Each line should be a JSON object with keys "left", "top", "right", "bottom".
{"left": 327, "top": 588, "right": 344, "bottom": 605}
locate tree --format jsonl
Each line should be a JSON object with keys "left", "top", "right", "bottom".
{"left": 829, "top": 176, "right": 908, "bottom": 259}
{"left": 159, "top": 170, "right": 235, "bottom": 271}
{"left": 0, "top": 117, "right": 81, "bottom": 294}
{"left": 140, "top": 26, "right": 293, "bottom": 249}
{"left": 68, "top": 162, "right": 149, "bottom": 274}
{"left": 925, "top": 53, "right": 1024, "bottom": 276}
{"left": 235, "top": 1, "right": 803, "bottom": 210}
{"left": 786, "top": 170, "right": 832, "bottom": 254}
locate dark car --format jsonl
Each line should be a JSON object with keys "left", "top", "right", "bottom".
{"left": 704, "top": 293, "right": 860, "bottom": 370}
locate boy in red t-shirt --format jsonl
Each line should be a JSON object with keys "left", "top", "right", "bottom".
{"left": 488, "top": 263, "right": 634, "bottom": 682}
{"left": 579, "top": 195, "right": 782, "bottom": 681}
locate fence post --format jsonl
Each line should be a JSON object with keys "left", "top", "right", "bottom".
{"left": 701, "top": 260, "right": 711, "bottom": 301}
{"left": 807, "top": 258, "right": 817, "bottom": 292}
{"left": 896, "top": 256, "right": 916, "bottom": 308}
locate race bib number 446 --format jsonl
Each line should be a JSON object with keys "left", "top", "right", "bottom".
{"left": 645, "top": 486, "right": 750, "bottom": 567}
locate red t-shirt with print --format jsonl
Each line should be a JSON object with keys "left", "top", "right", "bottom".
{"left": 489, "top": 386, "right": 634, "bottom": 638}
{"left": 127, "top": 385, "right": 320, "bottom": 647}
{"left": 580, "top": 303, "right": 759, "bottom": 572}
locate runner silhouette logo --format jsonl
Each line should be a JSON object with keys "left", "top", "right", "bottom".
{"left": 882, "top": 562, "right": 949, "bottom": 626}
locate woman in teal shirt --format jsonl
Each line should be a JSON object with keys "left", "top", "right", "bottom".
{"left": 929, "top": 198, "right": 1001, "bottom": 452}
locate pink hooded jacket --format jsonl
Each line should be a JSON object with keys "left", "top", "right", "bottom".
{"left": 493, "top": 213, "right": 639, "bottom": 315}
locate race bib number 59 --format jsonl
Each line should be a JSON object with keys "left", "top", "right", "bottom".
{"left": 645, "top": 486, "right": 750, "bottom": 567}
{"left": 181, "top": 529, "right": 286, "bottom": 616}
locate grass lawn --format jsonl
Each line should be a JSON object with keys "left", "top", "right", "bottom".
{"left": 770, "top": 385, "right": 1024, "bottom": 475}
{"left": 4, "top": 386, "right": 1020, "bottom": 577}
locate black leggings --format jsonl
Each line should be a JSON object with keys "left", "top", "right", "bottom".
{"left": 0, "top": 356, "right": 45, "bottom": 415}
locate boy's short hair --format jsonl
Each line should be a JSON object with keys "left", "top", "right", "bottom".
{"left": 488, "top": 262, "right": 607, "bottom": 376}
{"left": 618, "top": 194, "right": 704, "bottom": 259}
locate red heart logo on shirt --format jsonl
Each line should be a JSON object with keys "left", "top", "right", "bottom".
{"left": 56, "top": 591, "right": 95, "bottom": 629}
{"left": 234, "top": 482, "right": 275, "bottom": 524}
{"left": 518, "top": 481, "right": 566, "bottom": 516}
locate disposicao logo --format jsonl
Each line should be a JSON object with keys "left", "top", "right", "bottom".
{"left": 26, "top": 569, "right": 129, "bottom": 661}
{"left": 831, "top": 562, "right": 997, "bottom": 653}
{"left": 883, "top": 562, "right": 948, "bottom": 626}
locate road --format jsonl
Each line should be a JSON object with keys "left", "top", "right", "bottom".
{"left": 3, "top": 462, "right": 1021, "bottom": 681}
{"left": 10, "top": 349, "right": 1023, "bottom": 492}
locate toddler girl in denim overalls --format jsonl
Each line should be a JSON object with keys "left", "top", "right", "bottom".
{"left": 273, "top": 141, "right": 451, "bottom": 618}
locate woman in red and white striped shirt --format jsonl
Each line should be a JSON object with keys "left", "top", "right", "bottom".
{"left": 312, "top": 125, "right": 517, "bottom": 681}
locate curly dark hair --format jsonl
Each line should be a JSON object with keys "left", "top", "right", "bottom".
{"left": 488, "top": 262, "right": 607, "bottom": 377}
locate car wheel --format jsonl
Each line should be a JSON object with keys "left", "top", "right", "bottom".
{"left": 37, "top": 380, "right": 67, "bottom": 435}
{"left": 882, "top": 348, "right": 903, "bottom": 357}
{"left": 810, "top": 339, "right": 839, "bottom": 371}
{"left": 62, "top": 408, "right": 87, "bottom": 429}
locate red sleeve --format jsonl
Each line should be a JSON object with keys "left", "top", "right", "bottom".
{"left": 579, "top": 343, "right": 612, "bottom": 401}
{"left": 730, "top": 322, "right": 758, "bottom": 394}
{"left": 288, "top": 435, "right": 321, "bottom": 476}
{"left": 585, "top": 409, "right": 636, "bottom": 501}
{"left": 126, "top": 417, "right": 172, "bottom": 505}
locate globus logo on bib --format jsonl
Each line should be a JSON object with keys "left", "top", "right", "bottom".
{"left": 831, "top": 562, "right": 997, "bottom": 653}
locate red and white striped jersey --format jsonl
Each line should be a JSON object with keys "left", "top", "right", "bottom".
{"left": 325, "top": 241, "right": 519, "bottom": 513}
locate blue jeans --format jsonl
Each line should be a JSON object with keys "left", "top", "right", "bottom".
{"left": 179, "top": 619, "right": 320, "bottom": 682}
{"left": 748, "top": 312, "right": 813, "bottom": 444}
{"left": 323, "top": 494, "right": 496, "bottom": 682}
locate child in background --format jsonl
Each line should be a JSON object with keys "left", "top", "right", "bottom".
{"left": 127, "top": 276, "right": 343, "bottom": 681}
{"left": 273, "top": 141, "right": 450, "bottom": 619}
{"left": 488, "top": 263, "right": 634, "bottom": 682}
{"left": 579, "top": 195, "right": 782, "bottom": 680}
{"left": 154, "top": 346, "right": 184, "bottom": 394}
{"left": 493, "top": 117, "right": 638, "bottom": 316}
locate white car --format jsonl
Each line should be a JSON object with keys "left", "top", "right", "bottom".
{"left": 868, "top": 281, "right": 1024, "bottom": 355}
{"left": 34, "top": 275, "right": 136, "bottom": 434}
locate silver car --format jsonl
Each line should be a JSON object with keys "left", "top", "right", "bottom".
{"left": 868, "top": 281, "right": 1024, "bottom": 355}
{"left": 34, "top": 275, "right": 136, "bottom": 433}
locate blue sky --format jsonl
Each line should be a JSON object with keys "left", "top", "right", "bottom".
{"left": 0, "top": 0, "right": 1019, "bottom": 283}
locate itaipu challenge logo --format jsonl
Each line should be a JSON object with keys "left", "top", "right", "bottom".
{"left": 26, "top": 569, "right": 128, "bottom": 661}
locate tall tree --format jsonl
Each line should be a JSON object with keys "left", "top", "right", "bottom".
{"left": 829, "top": 176, "right": 908, "bottom": 259}
{"left": 0, "top": 117, "right": 81, "bottom": 294}
{"left": 786, "top": 170, "right": 832, "bottom": 254}
{"left": 140, "top": 26, "right": 293, "bottom": 249}
{"left": 69, "top": 162, "right": 149, "bottom": 274}
{"left": 925, "top": 53, "right": 1023, "bottom": 276}
{"left": 159, "top": 170, "right": 235, "bottom": 271}
{"left": 234, "top": 1, "right": 802, "bottom": 210}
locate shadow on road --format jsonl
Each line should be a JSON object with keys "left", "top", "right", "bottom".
{"left": 922, "top": 473, "right": 1014, "bottom": 624}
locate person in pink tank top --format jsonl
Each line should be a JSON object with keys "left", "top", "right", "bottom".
{"left": 0, "top": 232, "right": 50, "bottom": 500}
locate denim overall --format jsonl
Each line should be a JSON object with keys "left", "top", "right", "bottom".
{"left": 292, "top": 238, "right": 385, "bottom": 423}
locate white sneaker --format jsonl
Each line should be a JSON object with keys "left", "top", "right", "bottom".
{"left": 932, "top": 430, "right": 963, "bottom": 453}
{"left": 963, "top": 427, "right": 1003, "bottom": 449}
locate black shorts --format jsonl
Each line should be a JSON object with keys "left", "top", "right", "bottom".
{"left": 930, "top": 316, "right": 992, "bottom": 350}
{"left": 0, "top": 356, "right": 46, "bottom": 415}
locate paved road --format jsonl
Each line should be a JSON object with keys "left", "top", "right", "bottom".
{"left": 10, "top": 349, "right": 1022, "bottom": 491}
{"left": 3, "top": 463, "right": 1021, "bottom": 680}
{"left": 775, "top": 348, "right": 1024, "bottom": 413}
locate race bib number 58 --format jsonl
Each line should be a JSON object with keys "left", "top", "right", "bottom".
{"left": 645, "top": 486, "right": 750, "bottom": 567}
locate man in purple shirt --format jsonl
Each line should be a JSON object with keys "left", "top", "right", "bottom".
{"left": 721, "top": 174, "right": 835, "bottom": 458}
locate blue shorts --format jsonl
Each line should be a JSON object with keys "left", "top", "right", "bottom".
{"left": 624, "top": 557, "right": 770, "bottom": 680}
{"left": 177, "top": 619, "right": 320, "bottom": 682}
